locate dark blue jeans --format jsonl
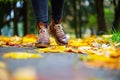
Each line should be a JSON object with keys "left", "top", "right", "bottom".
{"left": 31, "top": 0, "right": 64, "bottom": 25}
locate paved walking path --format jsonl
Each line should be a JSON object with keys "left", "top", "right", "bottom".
{"left": 0, "top": 47, "right": 120, "bottom": 80}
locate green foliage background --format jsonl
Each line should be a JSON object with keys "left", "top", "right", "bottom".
{"left": 0, "top": 0, "right": 119, "bottom": 38}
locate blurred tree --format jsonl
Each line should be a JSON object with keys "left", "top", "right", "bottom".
{"left": 94, "top": 0, "right": 107, "bottom": 35}
{"left": 0, "top": 1, "right": 12, "bottom": 35}
{"left": 72, "top": 0, "right": 78, "bottom": 38}
{"left": 64, "top": 0, "right": 88, "bottom": 38}
{"left": 0, "top": 0, "right": 118, "bottom": 36}
{"left": 22, "top": 0, "right": 30, "bottom": 35}
{"left": 63, "top": 0, "right": 79, "bottom": 38}
{"left": 87, "top": 0, "right": 97, "bottom": 35}
{"left": 0, "top": 0, "right": 32, "bottom": 36}
{"left": 13, "top": 1, "right": 18, "bottom": 35}
{"left": 112, "top": 0, "right": 120, "bottom": 30}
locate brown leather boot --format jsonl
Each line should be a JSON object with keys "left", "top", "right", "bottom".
{"left": 49, "top": 19, "right": 69, "bottom": 45}
{"left": 35, "top": 22, "right": 50, "bottom": 48}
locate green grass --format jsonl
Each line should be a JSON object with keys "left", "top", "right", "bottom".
{"left": 111, "top": 32, "right": 120, "bottom": 43}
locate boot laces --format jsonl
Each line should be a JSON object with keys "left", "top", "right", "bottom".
{"left": 54, "top": 24, "right": 66, "bottom": 38}
{"left": 38, "top": 27, "right": 49, "bottom": 41}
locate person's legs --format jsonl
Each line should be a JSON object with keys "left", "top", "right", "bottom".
{"left": 50, "top": 0, "right": 64, "bottom": 23}
{"left": 31, "top": 0, "right": 50, "bottom": 48}
{"left": 31, "top": 0, "right": 48, "bottom": 25}
{"left": 49, "top": 0, "right": 68, "bottom": 45}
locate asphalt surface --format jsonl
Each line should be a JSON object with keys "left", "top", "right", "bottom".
{"left": 0, "top": 47, "right": 120, "bottom": 80}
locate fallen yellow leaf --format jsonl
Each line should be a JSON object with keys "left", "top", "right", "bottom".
{"left": 3, "top": 52, "right": 43, "bottom": 59}
{"left": 0, "top": 61, "right": 6, "bottom": 68}
{"left": 36, "top": 46, "right": 67, "bottom": 53}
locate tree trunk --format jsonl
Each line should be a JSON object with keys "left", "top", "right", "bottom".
{"left": 113, "top": 0, "right": 120, "bottom": 31}
{"left": 73, "top": 0, "right": 79, "bottom": 38}
{"left": 78, "top": 0, "right": 82, "bottom": 37}
{"left": 94, "top": 0, "right": 107, "bottom": 35}
{"left": 23, "top": 0, "right": 29, "bottom": 35}
{"left": 0, "top": 14, "right": 4, "bottom": 35}
{"left": 13, "top": 2, "right": 18, "bottom": 35}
